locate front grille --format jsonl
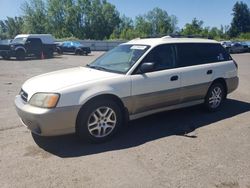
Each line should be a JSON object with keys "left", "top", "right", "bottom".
{"left": 20, "top": 89, "right": 28, "bottom": 102}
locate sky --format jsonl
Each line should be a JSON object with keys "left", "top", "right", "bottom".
{"left": 0, "top": 0, "right": 250, "bottom": 28}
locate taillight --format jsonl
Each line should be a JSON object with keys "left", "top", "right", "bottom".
{"left": 233, "top": 60, "right": 238, "bottom": 69}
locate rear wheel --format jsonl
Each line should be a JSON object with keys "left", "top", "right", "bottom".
{"left": 205, "top": 82, "right": 226, "bottom": 112}
{"left": 76, "top": 99, "right": 123, "bottom": 143}
{"left": 79, "top": 50, "right": 84, "bottom": 55}
{"left": 57, "top": 48, "right": 63, "bottom": 55}
{"left": 47, "top": 49, "right": 54, "bottom": 58}
{"left": 16, "top": 50, "right": 25, "bottom": 60}
{"left": 75, "top": 49, "right": 82, "bottom": 55}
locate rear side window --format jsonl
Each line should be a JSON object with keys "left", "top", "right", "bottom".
{"left": 176, "top": 43, "right": 231, "bottom": 68}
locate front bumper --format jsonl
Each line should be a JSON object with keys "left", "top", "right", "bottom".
{"left": 15, "top": 95, "right": 81, "bottom": 136}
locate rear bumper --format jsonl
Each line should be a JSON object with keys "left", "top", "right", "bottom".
{"left": 83, "top": 47, "right": 91, "bottom": 54}
{"left": 15, "top": 95, "right": 81, "bottom": 136}
{"left": 226, "top": 76, "right": 239, "bottom": 94}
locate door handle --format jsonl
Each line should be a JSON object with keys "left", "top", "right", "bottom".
{"left": 170, "top": 75, "right": 179, "bottom": 81}
{"left": 207, "top": 70, "right": 213, "bottom": 75}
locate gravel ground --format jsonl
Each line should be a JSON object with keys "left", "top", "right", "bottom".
{"left": 0, "top": 52, "right": 249, "bottom": 188}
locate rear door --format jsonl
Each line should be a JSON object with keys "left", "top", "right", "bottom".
{"left": 175, "top": 43, "right": 223, "bottom": 103}
{"left": 25, "top": 38, "right": 42, "bottom": 55}
{"left": 130, "top": 44, "right": 181, "bottom": 115}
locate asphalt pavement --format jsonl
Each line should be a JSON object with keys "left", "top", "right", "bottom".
{"left": 0, "top": 52, "right": 249, "bottom": 188}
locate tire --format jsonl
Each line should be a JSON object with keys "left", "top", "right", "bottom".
{"left": 204, "top": 82, "right": 226, "bottom": 112}
{"left": 75, "top": 49, "right": 83, "bottom": 55}
{"left": 76, "top": 99, "right": 123, "bottom": 143}
{"left": 16, "top": 50, "right": 25, "bottom": 60}
{"left": 56, "top": 48, "right": 62, "bottom": 55}
{"left": 79, "top": 50, "right": 84, "bottom": 55}
{"left": 75, "top": 50, "right": 80, "bottom": 55}
{"left": 47, "top": 49, "right": 54, "bottom": 58}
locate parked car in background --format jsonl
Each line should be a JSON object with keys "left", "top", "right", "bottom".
{"left": 220, "top": 41, "right": 233, "bottom": 53}
{"left": 220, "top": 41, "right": 232, "bottom": 48}
{"left": 15, "top": 36, "right": 238, "bottom": 142}
{"left": 240, "top": 41, "right": 250, "bottom": 52}
{"left": 229, "top": 42, "right": 249, "bottom": 53}
{"left": 56, "top": 41, "right": 91, "bottom": 55}
{"left": 10, "top": 34, "right": 56, "bottom": 60}
{"left": 0, "top": 39, "right": 12, "bottom": 60}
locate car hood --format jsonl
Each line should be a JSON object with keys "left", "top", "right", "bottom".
{"left": 22, "top": 67, "right": 121, "bottom": 100}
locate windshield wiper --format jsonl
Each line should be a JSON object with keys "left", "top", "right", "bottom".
{"left": 86, "top": 64, "right": 110, "bottom": 71}
{"left": 86, "top": 64, "right": 124, "bottom": 74}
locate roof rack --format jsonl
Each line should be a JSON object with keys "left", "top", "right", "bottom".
{"left": 131, "top": 34, "right": 214, "bottom": 41}
{"left": 167, "top": 34, "right": 214, "bottom": 40}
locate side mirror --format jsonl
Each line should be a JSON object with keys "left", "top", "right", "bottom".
{"left": 25, "top": 41, "right": 31, "bottom": 45}
{"left": 139, "top": 62, "right": 155, "bottom": 73}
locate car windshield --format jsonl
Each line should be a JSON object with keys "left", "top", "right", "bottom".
{"left": 11, "top": 37, "right": 27, "bottom": 44}
{"left": 88, "top": 44, "right": 150, "bottom": 74}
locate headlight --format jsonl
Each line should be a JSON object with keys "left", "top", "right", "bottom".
{"left": 29, "top": 93, "right": 60, "bottom": 108}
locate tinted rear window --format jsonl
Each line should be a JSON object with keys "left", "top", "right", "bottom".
{"left": 176, "top": 43, "right": 231, "bottom": 68}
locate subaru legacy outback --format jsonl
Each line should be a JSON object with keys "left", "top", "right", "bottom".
{"left": 15, "top": 36, "right": 239, "bottom": 142}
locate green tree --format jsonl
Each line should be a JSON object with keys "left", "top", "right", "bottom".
{"left": 229, "top": 1, "right": 250, "bottom": 37}
{"left": 0, "top": 17, "right": 24, "bottom": 39}
{"left": 112, "top": 7, "right": 178, "bottom": 39}
{"left": 47, "top": 0, "right": 78, "bottom": 38}
{"left": 134, "top": 7, "right": 176, "bottom": 37}
{"left": 181, "top": 18, "right": 204, "bottom": 36}
{"left": 145, "top": 7, "right": 174, "bottom": 35}
{"left": 76, "top": 0, "right": 120, "bottom": 39}
{"left": 22, "top": 0, "right": 48, "bottom": 34}
{"left": 110, "top": 15, "right": 134, "bottom": 39}
{"left": 134, "top": 15, "right": 151, "bottom": 37}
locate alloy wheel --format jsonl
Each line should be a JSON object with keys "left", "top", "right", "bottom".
{"left": 208, "top": 86, "right": 223, "bottom": 109}
{"left": 87, "top": 106, "right": 117, "bottom": 138}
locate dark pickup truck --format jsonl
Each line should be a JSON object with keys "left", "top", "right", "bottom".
{"left": 1, "top": 34, "right": 56, "bottom": 60}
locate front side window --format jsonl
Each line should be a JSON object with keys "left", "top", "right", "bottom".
{"left": 11, "top": 37, "right": 27, "bottom": 44}
{"left": 63, "top": 42, "right": 71, "bottom": 47}
{"left": 138, "top": 44, "right": 176, "bottom": 72}
{"left": 88, "top": 44, "right": 150, "bottom": 74}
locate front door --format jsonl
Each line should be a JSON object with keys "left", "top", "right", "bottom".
{"left": 130, "top": 44, "right": 181, "bottom": 115}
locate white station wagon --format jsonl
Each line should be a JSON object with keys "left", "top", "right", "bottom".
{"left": 15, "top": 36, "right": 239, "bottom": 142}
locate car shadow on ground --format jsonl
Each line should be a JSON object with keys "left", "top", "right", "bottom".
{"left": 0, "top": 55, "right": 63, "bottom": 61}
{"left": 59, "top": 53, "right": 94, "bottom": 56}
{"left": 32, "top": 99, "right": 250, "bottom": 158}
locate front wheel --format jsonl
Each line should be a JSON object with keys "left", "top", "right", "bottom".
{"left": 204, "top": 82, "right": 226, "bottom": 112}
{"left": 16, "top": 50, "right": 25, "bottom": 60}
{"left": 76, "top": 99, "right": 123, "bottom": 143}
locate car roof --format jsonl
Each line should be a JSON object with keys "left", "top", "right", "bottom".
{"left": 124, "top": 36, "right": 219, "bottom": 47}
{"left": 64, "top": 41, "right": 80, "bottom": 43}
{"left": 14, "top": 34, "right": 54, "bottom": 44}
